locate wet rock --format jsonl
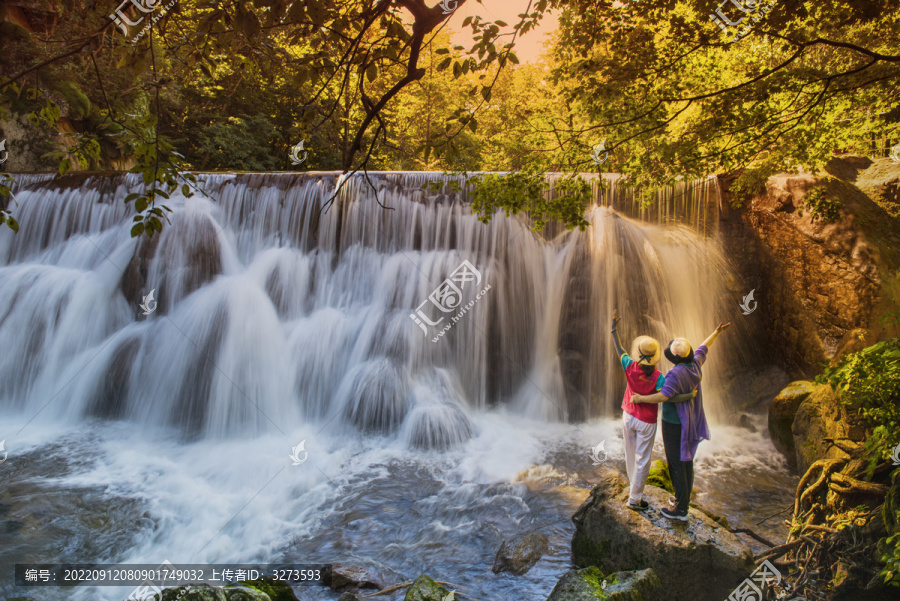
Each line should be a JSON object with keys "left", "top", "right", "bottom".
{"left": 768, "top": 380, "right": 815, "bottom": 464}
{"left": 403, "top": 574, "right": 450, "bottom": 601}
{"left": 326, "top": 563, "right": 383, "bottom": 591}
{"left": 738, "top": 413, "right": 757, "bottom": 433}
{"left": 403, "top": 369, "right": 475, "bottom": 450}
{"left": 231, "top": 577, "right": 299, "bottom": 601}
{"left": 158, "top": 584, "right": 227, "bottom": 601}
{"left": 571, "top": 467, "right": 753, "bottom": 601}
{"left": 337, "top": 594, "right": 365, "bottom": 601}
{"left": 547, "top": 566, "right": 662, "bottom": 601}
{"left": 491, "top": 531, "right": 548, "bottom": 575}
{"left": 338, "top": 359, "right": 410, "bottom": 434}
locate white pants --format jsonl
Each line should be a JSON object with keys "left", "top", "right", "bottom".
{"left": 622, "top": 412, "right": 658, "bottom": 504}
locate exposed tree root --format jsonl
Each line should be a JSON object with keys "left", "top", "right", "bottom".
{"left": 763, "top": 452, "right": 894, "bottom": 601}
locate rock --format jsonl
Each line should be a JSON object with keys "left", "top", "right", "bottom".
{"left": 768, "top": 380, "right": 815, "bottom": 463}
{"left": 546, "top": 566, "right": 662, "bottom": 601}
{"left": 403, "top": 574, "right": 450, "bottom": 601}
{"left": 231, "top": 577, "right": 299, "bottom": 601}
{"left": 738, "top": 414, "right": 757, "bottom": 433}
{"left": 491, "top": 531, "right": 549, "bottom": 575}
{"left": 729, "top": 365, "right": 792, "bottom": 414}
{"left": 158, "top": 584, "right": 227, "bottom": 601}
{"left": 790, "top": 383, "right": 858, "bottom": 473}
{"left": 337, "top": 594, "right": 365, "bottom": 601}
{"left": 717, "top": 163, "right": 900, "bottom": 375}
{"left": 325, "top": 563, "right": 389, "bottom": 591}
{"left": 571, "top": 467, "right": 753, "bottom": 601}
{"left": 338, "top": 359, "right": 410, "bottom": 434}
{"left": 222, "top": 586, "right": 270, "bottom": 601}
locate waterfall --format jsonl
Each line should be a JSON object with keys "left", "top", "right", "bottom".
{"left": 0, "top": 172, "right": 752, "bottom": 444}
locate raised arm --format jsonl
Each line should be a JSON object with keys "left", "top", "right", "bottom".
{"left": 701, "top": 322, "right": 732, "bottom": 349}
{"left": 611, "top": 309, "right": 627, "bottom": 358}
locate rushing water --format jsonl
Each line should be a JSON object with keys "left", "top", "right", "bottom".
{"left": 0, "top": 172, "right": 795, "bottom": 601}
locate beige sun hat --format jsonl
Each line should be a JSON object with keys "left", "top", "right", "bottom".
{"left": 665, "top": 337, "right": 694, "bottom": 365}
{"left": 631, "top": 336, "right": 661, "bottom": 366}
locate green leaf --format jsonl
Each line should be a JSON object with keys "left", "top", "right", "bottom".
{"left": 135, "top": 197, "right": 149, "bottom": 213}
{"left": 437, "top": 57, "right": 452, "bottom": 71}
{"left": 131, "top": 222, "right": 145, "bottom": 237}
{"left": 366, "top": 63, "right": 378, "bottom": 82}
{"left": 59, "top": 159, "right": 71, "bottom": 175}
{"left": 6, "top": 217, "right": 18, "bottom": 232}
{"left": 125, "top": 193, "right": 141, "bottom": 203}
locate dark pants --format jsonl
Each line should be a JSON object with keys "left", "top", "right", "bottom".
{"left": 662, "top": 420, "right": 693, "bottom": 513}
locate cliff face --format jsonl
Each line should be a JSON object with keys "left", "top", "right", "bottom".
{"left": 718, "top": 157, "right": 900, "bottom": 375}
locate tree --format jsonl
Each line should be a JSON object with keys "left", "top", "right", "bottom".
{"left": 545, "top": 0, "right": 900, "bottom": 201}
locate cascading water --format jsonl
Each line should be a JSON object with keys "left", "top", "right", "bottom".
{"left": 0, "top": 172, "right": 793, "bottom": 601}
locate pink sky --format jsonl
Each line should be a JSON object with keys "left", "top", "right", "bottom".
{"left": 443, "top": 0, "right": 561, "bottom": 64}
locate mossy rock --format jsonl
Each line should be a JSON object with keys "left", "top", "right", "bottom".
{"left": 158, "top": 584, "right": 227, "bottom": 601}
{"left": 547, "top": 566, "right": 661, "bottom": 600}
{"left": 230, "top": 577, "right": 298, "bottom": 601}
{"left": 646, "top": 460, "right": 674, "bottom": 495}
{"left": 222, "top": 585, "right": 270, "bottom": 601}
{"left": 404, "top": 574, "right": 449, "bottom": 601}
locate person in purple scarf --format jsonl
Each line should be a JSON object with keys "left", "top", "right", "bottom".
{"left": 632, "top": 322, "right": 731, "bottom": 521}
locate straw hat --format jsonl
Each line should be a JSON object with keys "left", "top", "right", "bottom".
{"left": 631, "top": 336, "right": 661, "bottom": 366}
{"left": 665, "top": 338, "right": 694, "bottom": 365}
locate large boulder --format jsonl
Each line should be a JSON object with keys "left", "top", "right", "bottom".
{"left": 492, "top": 532, "right": 549, "bottom": 575}
{"left": 571, "top": 467, "right": 753, "bottom": 601}
{"left": 790, "top": 383, "right": 865, "bottom": 473}
{"left": 767, "top": 380, "right": 816, "bottom": 464}
{"left": 546, "top": 566, "right": 662, "bottom": 601}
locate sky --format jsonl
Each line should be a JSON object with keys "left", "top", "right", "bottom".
{"left": 442, "top": 0, "right": 561, "bottom": 64}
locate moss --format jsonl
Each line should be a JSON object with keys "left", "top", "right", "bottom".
{"left": 646, "top": 460, "right": 675, "bottom": 495}
{"left": 581, "top": 565, "right": 614, "bottom": 598}
{"left": 231, "top": 577, "right": 298, "bottom": 601}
